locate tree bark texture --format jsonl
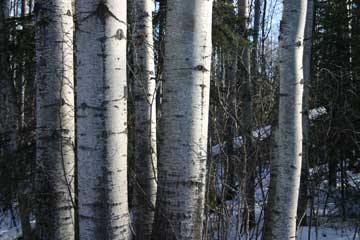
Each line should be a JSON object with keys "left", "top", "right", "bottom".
{"left": 298, "top": 0, "right": 314, "bottom": 226}
{"left": 152, "top": 1, "right": 213, "bottom": 239}
{"left": 76, "top": 0, "right": 129, "bottom": 239}
{"left": 132, "top": 0, "right": 157, "bottom": 239}
{"left": 263, "top": 0, "right": 308, "bottom": 239}
{"left": 35, "top": 0, "right": 75, "bottom": 239}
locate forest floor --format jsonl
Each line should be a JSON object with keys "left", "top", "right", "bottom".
{"left": 0, "top": 210, "right": 34, "bottom": 240}
{"left": 206, "top": 164, "right": 360, "bottom": 240}
{"left": 0, "top": 163, "right": 359, "bottom": 239}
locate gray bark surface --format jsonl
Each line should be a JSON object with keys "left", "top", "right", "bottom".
{"left": 263, "top": 0, "right": 308, "bottom": 239}
{"left": 298, "top": 0, "right": 314, "bottom": 226}
{"left": 35, "top": 0, "right": 75, "bottom": 239}
{"left": 152, "top": 1, "right": 213, "bottom": 239}
{"left": 76, "top": 0, "right": 130, "bottom": 239}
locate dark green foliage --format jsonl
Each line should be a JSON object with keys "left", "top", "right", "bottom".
{"left": 0, "top": 12, "right": 36, "bottom": 214}
{"left": 0, "top": 137, "right": 35, "bottom": 207}
{"left": 310, "top": 0, "right": 360, "bottom": 221}
{"left": 212, "top": 2, "right": 246, "bottom": 51}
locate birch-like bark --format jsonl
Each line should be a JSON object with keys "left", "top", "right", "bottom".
{"left": 152, "top": 1, "right": 213, "bottom": 239}
{"left": 263, "top": 0, "right": 307, "bottom": 239}
{"left": 35, "top": 0, "right": 75, "bottom": 239}
{"left": 132, "top": 0, "right": 157, "bottom": 239}
{"left": 76, "top": 1, "right": 129, "bottom": 239}
{"left": 298, "top": 0, "right": 314, "bottom": 226}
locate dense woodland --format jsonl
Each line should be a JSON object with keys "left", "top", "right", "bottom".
{"left": 0, "top": 0, "right": 359, "bottom": 239}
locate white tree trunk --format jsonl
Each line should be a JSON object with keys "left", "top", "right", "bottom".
{"left": 152, "top": 1, "right": 213, "bottom": 239}
{"left": 34, "top": 0, "right": 75, "bottom": 239}
{"left": 132, "top": 0, "right": 157, "bottom": 239}
{"left": 76, "top": 1, "right": 129, "bottom": 239}
{"left": 264, "top": 0, "right": 308, "bottom": 239}
{"left": 298, "top": 0, "right": 314, "bottom": 226}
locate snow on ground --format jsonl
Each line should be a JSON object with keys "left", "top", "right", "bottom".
{"left": 298, "top": 225, "right": 359, "bottom": 240}
{"left": 0, "top": 227, "right": 21, "bottom": 240}
{"left": 1, "top": 163, "right": 358, "bottom": 240}
{"left": 0, "top": 208, "right": 35, "bottom": 240}
{"left": 208, "top": 161, "right": 360, "bottom": 239}
{"left": 308, "top": 107, "right": 327, "bottom": 121}
{"left": 0, "top": 209, "right": 21, "bottom": 240}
